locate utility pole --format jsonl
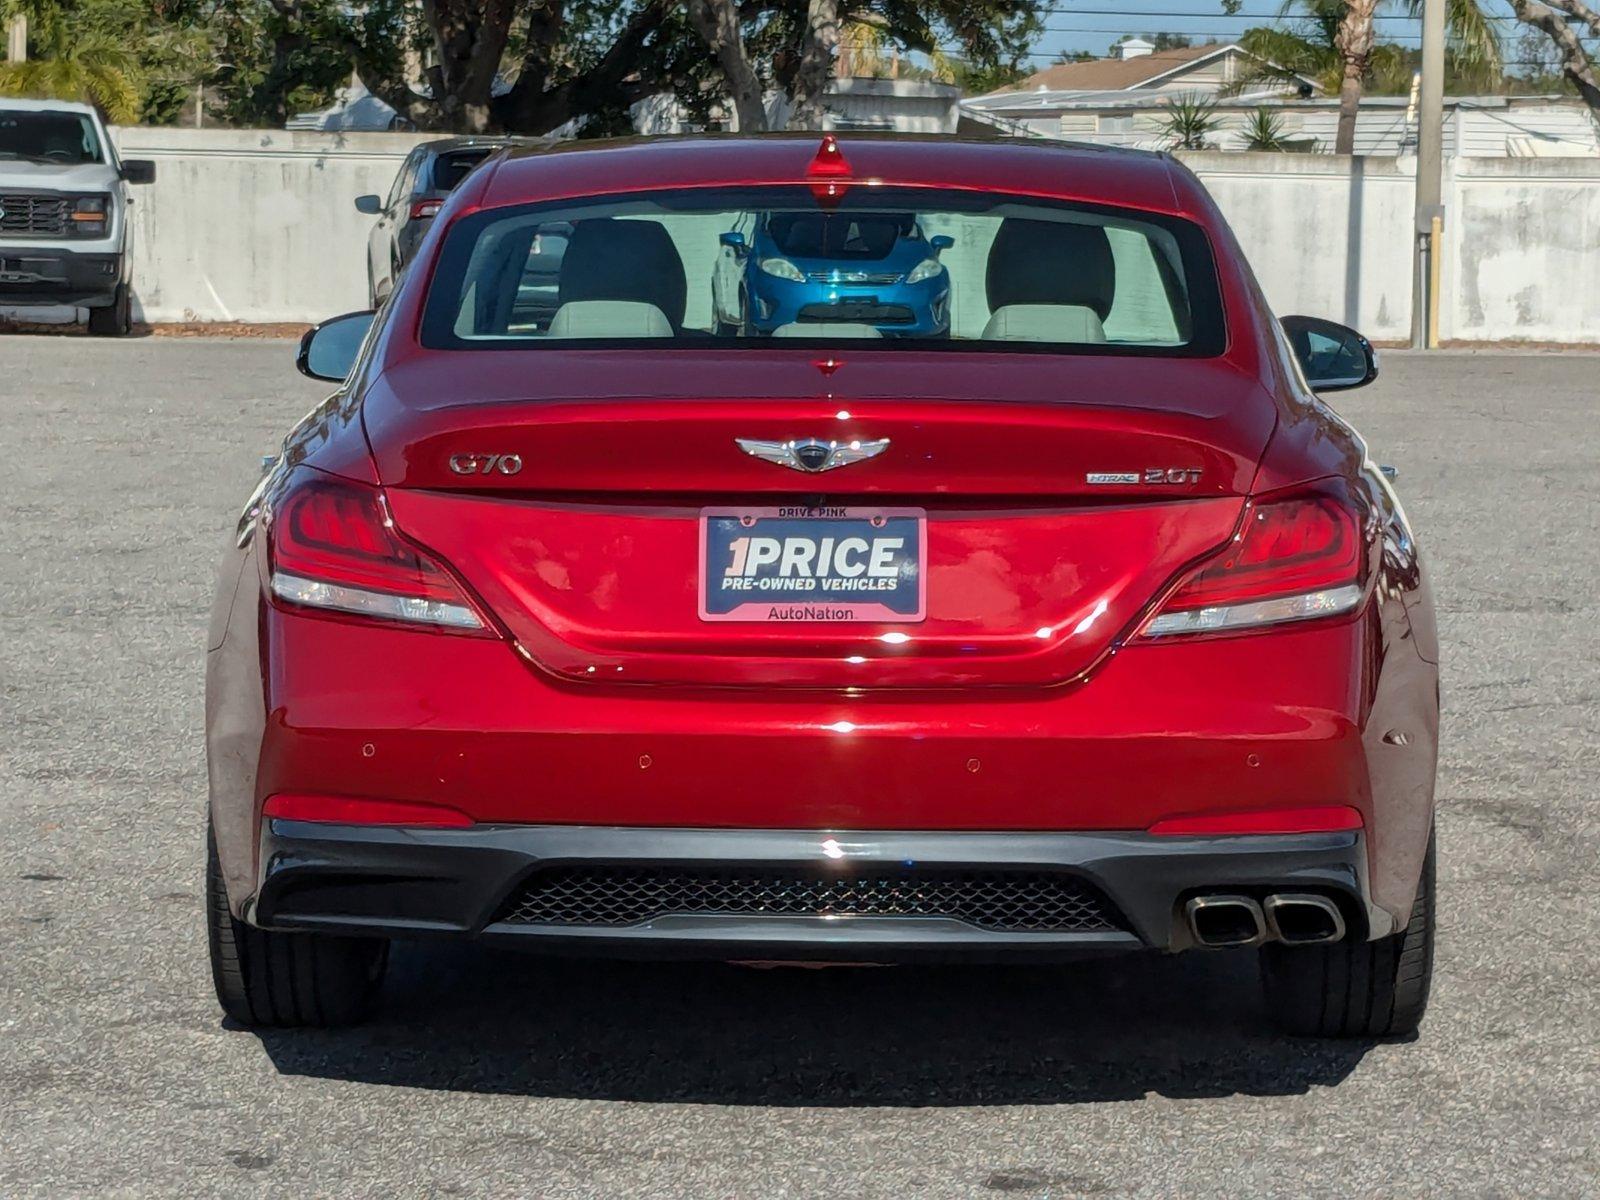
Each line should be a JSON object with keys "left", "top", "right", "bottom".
{"left": 1410, "top": 0, "right": 1446, "bottom": 349}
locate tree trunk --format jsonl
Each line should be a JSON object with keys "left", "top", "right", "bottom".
{"left": 421, "top": 0, "right": 515, "bottom": 132}
{"left": 686, "top": 0, "right": 768, "bottom": 131}
{"left": 5, "top": 15, "right": 26, "bottom": 62}
{"left": 786, "top": 0, "right": 840, "bottom": 129}
{"left": 1332, "top": 0, "right": 1379, "bottom": 155}
{"left": 495, "top": 0, "right": 674, "bottom": 134}
{"left": 1512, "top": 0, "right": 1600, "bottom": 113}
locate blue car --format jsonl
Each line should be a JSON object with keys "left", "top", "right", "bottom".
{"left": 712, "top": 211, "right": 953, "bottom": 337}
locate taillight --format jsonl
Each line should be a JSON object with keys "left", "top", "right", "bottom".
{"left": 265, "top": 471, "right": 489, "bottom": 633}
{"left": 1142, "top": 485, "right": 1368, "bottom": 638}
{"left": 409, "top": 199, "right": 443, "bottom": 220}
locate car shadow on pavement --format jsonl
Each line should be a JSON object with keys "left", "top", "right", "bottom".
{"left": 248, "top": 941, "right": 1377, "bottom": 1105}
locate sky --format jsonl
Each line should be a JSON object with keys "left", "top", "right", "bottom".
{"left": 1027, "top": 1, "right": 1545, "bottom": 69}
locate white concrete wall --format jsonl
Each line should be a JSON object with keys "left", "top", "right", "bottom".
{"left": 1181, "top": 151, "right": 1600, "bottom": 343}
{"left": 1449, "top": 157, "right": 1600, "bottom": 342}
{"left": 112, "top": 127, "right": 431, "bottom": 322}
{"left": 1179, "top": 153, "right": 1419, "bottom": 339}
{"left": 102, "top": 128, "right": 1600, "bottom": 342}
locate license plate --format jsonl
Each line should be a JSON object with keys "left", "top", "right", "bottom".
{"left": 699, "top": 506, "right": 926, "bottom": 623}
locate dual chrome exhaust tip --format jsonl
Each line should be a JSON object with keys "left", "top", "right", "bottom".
{"left": 1184, "top": 892, "right": 1347, "bottom": 948}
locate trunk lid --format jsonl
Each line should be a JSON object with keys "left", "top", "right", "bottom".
{"left": 368, "top": 350, "right": 1276, "bottom": 688}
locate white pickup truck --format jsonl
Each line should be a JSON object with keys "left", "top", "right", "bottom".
{"left": 0, "top": 98, "right": 155, "bottom": 335}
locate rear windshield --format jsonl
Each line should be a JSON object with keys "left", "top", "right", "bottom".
{"left": 431, "top": 149, "right": 493, "bottom": 192}
{"left": 767, "top": 212, "right": 913, "bottom": 259}
{"left": 0, "top": 111, "right": 103, "bottom": 165}
{"left": 421, "top": 186, "right": 1224, "bottom": 356}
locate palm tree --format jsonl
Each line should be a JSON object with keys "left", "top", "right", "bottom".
{"left": 0, "top": 1, "right": 144, "bottom": 123}
{"left": 838, "top": 21, "right": 958, "bottom": 83}
{"left": 1236, "top": 4, "right": 1412, "bottom": 99}
{"left": 1238, "top": 0, "right": 1502, "bottom": 155}
{"left": 1159, "top": 93, "right": 1221, "bottom": 150}
{"left": 1243, "top": 107, "right": 1292, "bottom": 149}
{"left": 0, "top": 33, "right": 142, "bottom": 122}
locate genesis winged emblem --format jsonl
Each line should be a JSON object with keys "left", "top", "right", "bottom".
{"left": 735, "top": 437, "right": 890, "bottom": 474}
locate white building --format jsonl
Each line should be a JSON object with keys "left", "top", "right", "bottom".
{"left": 292, "top": 77, "right": 962, "bottom": 137}
{"left": 962, "top": 89, "right": 1600, "bottom": 157}
{"left": 287, "top": 81, "right": 412, "bottom": 132}
{"left": 969, "top": 39, "right": 1319, "bottom": 112}
{"left": 634, "top": 78, "right": 962, "bottom": 135}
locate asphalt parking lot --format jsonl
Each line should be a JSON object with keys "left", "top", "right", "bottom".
{"left": 1, "top": 338, "right": 1596, "bottom": 1197}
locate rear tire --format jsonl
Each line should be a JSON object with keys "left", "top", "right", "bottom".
{"left": 1260, "top": 829, "right": 1435, "bottom": 1038}
{"left": 87, "top": 283, "right": 131, "bottom": 337}
{"left": 206, "top": 818, "right": 388, "bottom": 1027}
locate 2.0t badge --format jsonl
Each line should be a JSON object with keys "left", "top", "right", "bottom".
{"left": 1086, "top": 467, "right": 1204, "bottom": 485}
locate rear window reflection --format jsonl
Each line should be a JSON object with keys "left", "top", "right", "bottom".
{"left": 420, "top": 186, "right": 1224, "bottom": 357}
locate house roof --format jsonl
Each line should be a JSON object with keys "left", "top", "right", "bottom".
{"left": 1002, "top": 44, "right": 1237, "bottom": 94}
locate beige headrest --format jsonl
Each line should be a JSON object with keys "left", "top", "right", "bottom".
{"left": 980, "top": 304, "right": 1108, "bottom": 344}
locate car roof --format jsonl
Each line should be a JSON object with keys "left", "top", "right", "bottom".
{"left": 417, "top": 135, "right": 553, "bottom": 157}
{"left": 0, "top": 98, "right": 100, "bottom": 117}
{"left": 479, "top": 133, "right": 1186, "bottom": 217}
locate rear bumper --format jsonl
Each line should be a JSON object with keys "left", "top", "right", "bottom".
{"left": 0, "top": 248, "right": 123, "bottom": 306}
{"left": 206, "top": 559, "right": 1439, "bottom": 939}
{"left": 247, "top": 820, "right": 1383, "bottom": 960}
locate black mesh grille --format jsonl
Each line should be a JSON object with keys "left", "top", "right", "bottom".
{"left": 496, "top": 866, "right": 1124, "bottom": 933}
{"left": 0, "top": 195, "right": 71, "bottom": 237}
{"left": 796, "top": 302, "right": 916, "bottom": 325}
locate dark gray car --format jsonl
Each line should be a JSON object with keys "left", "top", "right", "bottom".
{"left": 356, "top": 137, "right": 541, "bottom": 306}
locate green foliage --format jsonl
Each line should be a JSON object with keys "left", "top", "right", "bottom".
{"left": 879, "top": 0, "right": 1039, "bottom": 78}
{"left": 2, "top": 0, "right": 1045, "bottom": 132}
{"left": 1159, "top": 92, "right": 1219, "bottom": 149}
{"left": 0, "top": 33, "right": 141, "bottom": 121}
{"left": 1243, "top": 106, "right": 1290, "bottom": 149}
{"left": 0, "top": 0, "right": 213, "bottom": 123}
{"left": 775, "top": 0, "right": 1039, "bottom": 104}
{"left": 1231, "top": 0, "right": 1502, "bottom": 97}
{"left": 944, "top": 55, "right": 1029, "bottom": 95}
{"left": 1420, "top": 0, "right": 1503, "bottom": 88}
{"left": 893, "top": 0, "right": 1038, "bottom": 94}
{"left": 201, "top": 0, "right": 384, "bottom": 127}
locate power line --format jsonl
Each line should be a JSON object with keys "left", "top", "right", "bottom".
{"left": 1010, "top": 48, "right": 1584, "bottom": 62}
{"left": 1035, "top": 6, "right": 1525, "bottom": 18}
{"left": 1033, "top": 21, "right": 1591, "bottom": 32}
{"left": 1030, "top": 26, "right": 1594, "bottom": 42}
{"left": 1015, "top": 54, "right": 1580, "bottom": 63}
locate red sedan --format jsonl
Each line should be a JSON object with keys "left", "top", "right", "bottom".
{"left": 205, "top": 135, "right": 1439, "bottom": 1036}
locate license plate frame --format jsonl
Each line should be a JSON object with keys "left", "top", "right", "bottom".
{"left": 698, "top": 505, "right": 927, "bottom": 624}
